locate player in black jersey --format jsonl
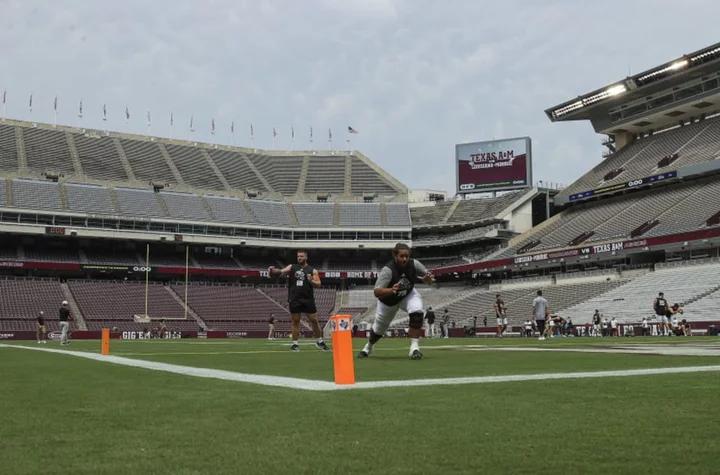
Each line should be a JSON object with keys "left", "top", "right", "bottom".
{"left": 269, "top": 250, "right": 330, "bottom": 352}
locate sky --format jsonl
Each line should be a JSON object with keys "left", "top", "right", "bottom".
{"left": 2, "top": 0, "right": 720, "bottom": 196}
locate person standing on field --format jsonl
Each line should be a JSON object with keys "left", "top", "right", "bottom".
{"left": 37, "top": 311, "right": 47, "bottom": 344}
{"left": 58, "top": 301, "right": 72, "bottom": 345}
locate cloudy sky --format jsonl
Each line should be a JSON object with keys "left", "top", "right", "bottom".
{"left": 2, "top": 0, "right": 719, "bottom": 195}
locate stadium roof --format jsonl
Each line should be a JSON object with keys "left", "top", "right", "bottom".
{"left": 545, "top": 42, "right": 720, "bottom": 133}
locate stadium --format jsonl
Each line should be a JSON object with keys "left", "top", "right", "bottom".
{"left": 3, "top": 37, "right": 720, "bottom": 474}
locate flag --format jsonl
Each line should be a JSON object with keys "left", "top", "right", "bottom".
{"left": 29, "top": 93, "right": 33, "bottom": 112}
{"left": 348, "top": 126, "right": 358, "bottom": 134}
{"left": 211, "top": 118, "right": 215, "bottom": 135}
{"left": 190, "top": 115, "right": 194, "bottom": 132}
{"left": 310, "top": 127, "right": 313, "bottom": 140}
{"left": 273, "top": 127, "right": 277, "bottom": 138}
{"left": 250, "top": 124, "right": 254, "bottom": 138}
{"left": 125, "top": 106, "right": 130, "bottom": 122}
{"left": 78, "top": 100, "right": 83, "bottom": 117}
{"left": 231, "top": 121, "right": 234, "bottom": 134}
{"left": 147, "top": 111, "right": 151, "bottom": 127}
{"left": 54, "top": 96, "right": 58, "bottom": 112}
{"left": 328, "top": 128, "right": 332, "bottom": 141}
{"left": 2, "top": 89, "right": 6, "bottom": 105}
{"left": 103, "top": 104, "right": 107, "bottom": 121}
{"left": 291, "top": 126, "right": 295, "bottom": 139}
{"left": 170, "top": 112, "right": 174, "bottom": 127}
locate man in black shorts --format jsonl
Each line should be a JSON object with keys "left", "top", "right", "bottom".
{"left": 269, "top": 250, "right": 330, "bottom": 352}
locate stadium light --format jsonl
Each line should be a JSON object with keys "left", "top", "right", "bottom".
{"left": 690, "top": 46, "right": 720, "bottom": 62}
{"left": 606, "top": 84, "right": 627, "bottom": 97}
{"left": 552, "top": 100, "right": 584, "bottom": 118}
{"left": 637, "top": 59, "right": 689, "bottom": 83}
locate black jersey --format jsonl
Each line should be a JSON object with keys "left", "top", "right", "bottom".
{"left": 288, "top": 264, "right": 315, "bottom": 303}
{"left": 37, "top": 314, "right": 45, "bottom": 326}
{"left": 654, "top": 297, "right": 668, "bottom": 316}
{"left": 495, "top": 299, "right": 505, "bottom": 317}
{"left": 377, "top": 259, "right": 417, "bottom": 307}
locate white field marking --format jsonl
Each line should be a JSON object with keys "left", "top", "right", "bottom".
{"left": 465, "top": 345, "right": 720, "bottom": 357}
{"left": 3, "top": 343, "right": 720, "bottom": 392}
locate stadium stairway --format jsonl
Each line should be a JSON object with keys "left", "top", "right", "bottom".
{"left": 60, "top": 282, "right": 88, "bottom": 331}
{"left": 107, "top": 187, "right": 122, "bottom": 213}
{"left": 66, "top": 132, "right": 83, "bottom": 176}
{"left": 15, "top": 126, "right": 27, "bottom": 169}
{"left": 199, "top": 149, "right": 232, "bottom": 191}
{"left": 112, "top": 138, "right": 137, "bottom": 181}
{"left": 286, "top": 201, "right": 299, "bottom": 226}
{"left": 164, "top": 286, "right": 208, "bottom": 330}
{"left": 441, "top": 200, "right": 461, "bottom": 224}
{"left": 199, "top": 196, "right": 216, "bottom": 221}
{"left": 297, "top": 156, "right": 310, "bottom": 194}
{"left": 157, "top": 144, "right": 185, "bottom": 186}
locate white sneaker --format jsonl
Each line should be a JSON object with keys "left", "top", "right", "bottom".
{"left": 42, "top": 341, "right": 47, "bottom": 344}
{"left": 538, "top": 336, "right": 545, "bottom": 341}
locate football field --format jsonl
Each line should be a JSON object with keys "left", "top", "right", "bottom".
{"left": 2, "top": 336, "right": 719, "bottom": 474}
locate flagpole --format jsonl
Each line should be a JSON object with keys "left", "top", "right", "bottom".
{"left": 310, "top": 127, "right": 313, "bottom": 151}
{"left": 250, "top": 124, "right": 254, "bottom": 149}
{"left": 78, "top": 100, "right": 83, "bottom": 128}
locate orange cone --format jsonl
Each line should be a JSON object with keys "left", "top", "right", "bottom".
{"left": 101, "top": 328, "right": 110, "bottom": 355}
{"left": 330, "top": 315, "right": 355, "bottom": 385}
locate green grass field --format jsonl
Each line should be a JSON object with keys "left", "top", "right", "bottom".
{"left": 2, "top": 336, "right": 720, "bottom": 474}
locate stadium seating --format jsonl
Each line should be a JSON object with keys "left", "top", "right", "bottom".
{"left": 119, "top": 139, "right": 176, "bottom": 184}
{"left": 385, "top": 202, "right": 412, "bottom": 226}
{"left": 164, "top": 144, "right": 224, "bottom": 190}
{"left": 69, "top": 280, "right": 198, "bottom": 331}
{"left": 114, "top": 187, "right": 166, "bottom": 218}
{"left": 495, "top": 177, "right": 720, "bottom": 258}
{"left": 203, "top": 195, "right": 256, "bottom": 224}
{"left": 338, "top": 202, "right": 381, "bottom": 226}
{"left": 207, "top": 149, "right": 265, "bottom": 191}
{"left": 246, "top": 199, "right": 292, "bottom": 226}
{"left": 410, "top": 202, "right": 455, "bottom": 227}
{"left": 0, "top": 123, "right": 18, "bottom": 171}
{"left": 304, "top": 156, "right": 346, "bottom": 194}
{"left": 22, "top": 127, "right": 74, "bottom": 175}
{"left": 560, "top": 116, "right": 720, "bottom": 199}
{"left": 561, "top": 262, "right": 720, "bottom": 324}
{"left": 159, "top": 191, "right": 211, "bottom": 221}
{"left": 12, "top": 179, "right": 62, "bottom": 211}
{"left": 293, "top": 202, "right": 335, "bottom": 226}
{"left": 0, "top": 278, "right": 67, "bottom": 331}
{"left": 350, "top": 158, "right": 397, "bottom": 195}
{"left": 66, "top": 183, "right": 116, "bottom": 215}
{"left": 447, "top": 191, "right": 523, "bottom": 223}
{"left": 73, "top": 134, "right": 128, "bottom": 181}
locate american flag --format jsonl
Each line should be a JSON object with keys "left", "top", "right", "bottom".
{"left": 348, "top": 126, "right": 358, "bottom": 134}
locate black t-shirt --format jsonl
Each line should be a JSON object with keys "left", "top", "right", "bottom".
{"left": 426, "top": 311, "right": 435, "bottom": 324}
{"left": 288, "top": 264, "right": 315, "bottom": 303}
{"left": 655, "top": 298, "right": 667, "bottom": 316}
{"left": 59, "top": 307, "right": 70, "bottom": 322}
{"left": 495, "top": 299, "right": 505, "bottom": 317}
{"left": 37, "top": 315, "right": 45, "bottom": 326}
{"left": 593, "top": 314, "right": 601, "bottom": 325}
{"left": 269, "top": 317, "right": 275, "bottom": 324}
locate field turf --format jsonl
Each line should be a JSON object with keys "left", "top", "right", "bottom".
{"left": 2, "top": 336, "right": 719, "bottom": 474}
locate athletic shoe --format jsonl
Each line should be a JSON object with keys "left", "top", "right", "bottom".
{"left": 290, "top": 343, "right": 300, "bottom": 352}
{"left": 409, "top": 349, "right": 423, "bottom": 360}
{"left": 315, "top": 341, "right": 330, "bottom": 352}
{"left": 538, "top": 336, "right": 545, "bottom": 341}
{"left": 357, "top": 350, "right": 370, "bottom": 358}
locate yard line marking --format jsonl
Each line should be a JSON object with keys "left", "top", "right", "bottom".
{"left": 465, "top": 345, "right": 720, "bottom": 357}
{"left": 4, "top": 344, "right": 720, "bottom": 391}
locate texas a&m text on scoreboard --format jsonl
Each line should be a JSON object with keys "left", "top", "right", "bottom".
{"left": 455, "top": 137, "right": 533, "bottom": 194}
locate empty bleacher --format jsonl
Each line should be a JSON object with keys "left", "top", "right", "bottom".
{"left": 207, "top": 150, "right": 264, "bottom": 191}
{"left": 159, "top": 191, "right": 211, "bottom": 221}
{"left": 22, "top": 127, "right": 74, "bottom": 174}
{"left": 385, "top": 202, "right": 411, "bottom": 226}
{"left": 561, "top": 262, "right": 720, "bottom": 324}
{"left": 204, "top": 195, "right": 256, "bottom": 224}
{"left": 560, "top": 116, "right": 720, "bottom": 199}
{"left": 114, "top": 187, "right": 166, "bottom": 218}
{"left": 66, "top": 183, "right": 116, "bottom": 215}
{"left": 293, "top": 202, "right": 335, "bottom": 226}
{"left": 120, "top": 139, "right": 176, "bottom": 184}
{"left": 12, "top": 179, "right": 62, "bottom": 211}
{"left": 350, "top": 158, "right": 396, "bottom": 195}
{"left": 69, "top": 280, "right": 197, "bottom": 331}
{"left": 165, "top": 144, "right": 223, "bottom": 190}
{"left": 73, "top": 134, "right": 128, "bottom": 181}
{"left": 246, "top": 199, "right": 292, "bottom": 226}
{"left": 447, "top": 191, "right": 523, "bottom": 223}
{"left": 304, "top": 156, "right": 346, "bottom": 194}
{"left": 0, "top": 278, "right": 67, "bottom": 331}
{"left": 410, "top": 202, "right": 455, "bottom": 227}
{"left": 0, "top": 123, "right": 18, "bottom": 171}
{"left": 339, "top": 202, "right": 381, "bottom": 226}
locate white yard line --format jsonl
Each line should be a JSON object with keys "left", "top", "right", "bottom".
{"left": 3, "top": 343, "right": 720, "bottom": 391}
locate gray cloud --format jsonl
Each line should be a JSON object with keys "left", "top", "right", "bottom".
{"left": 2, "top": 0, "right": 719, "bottom": 195}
